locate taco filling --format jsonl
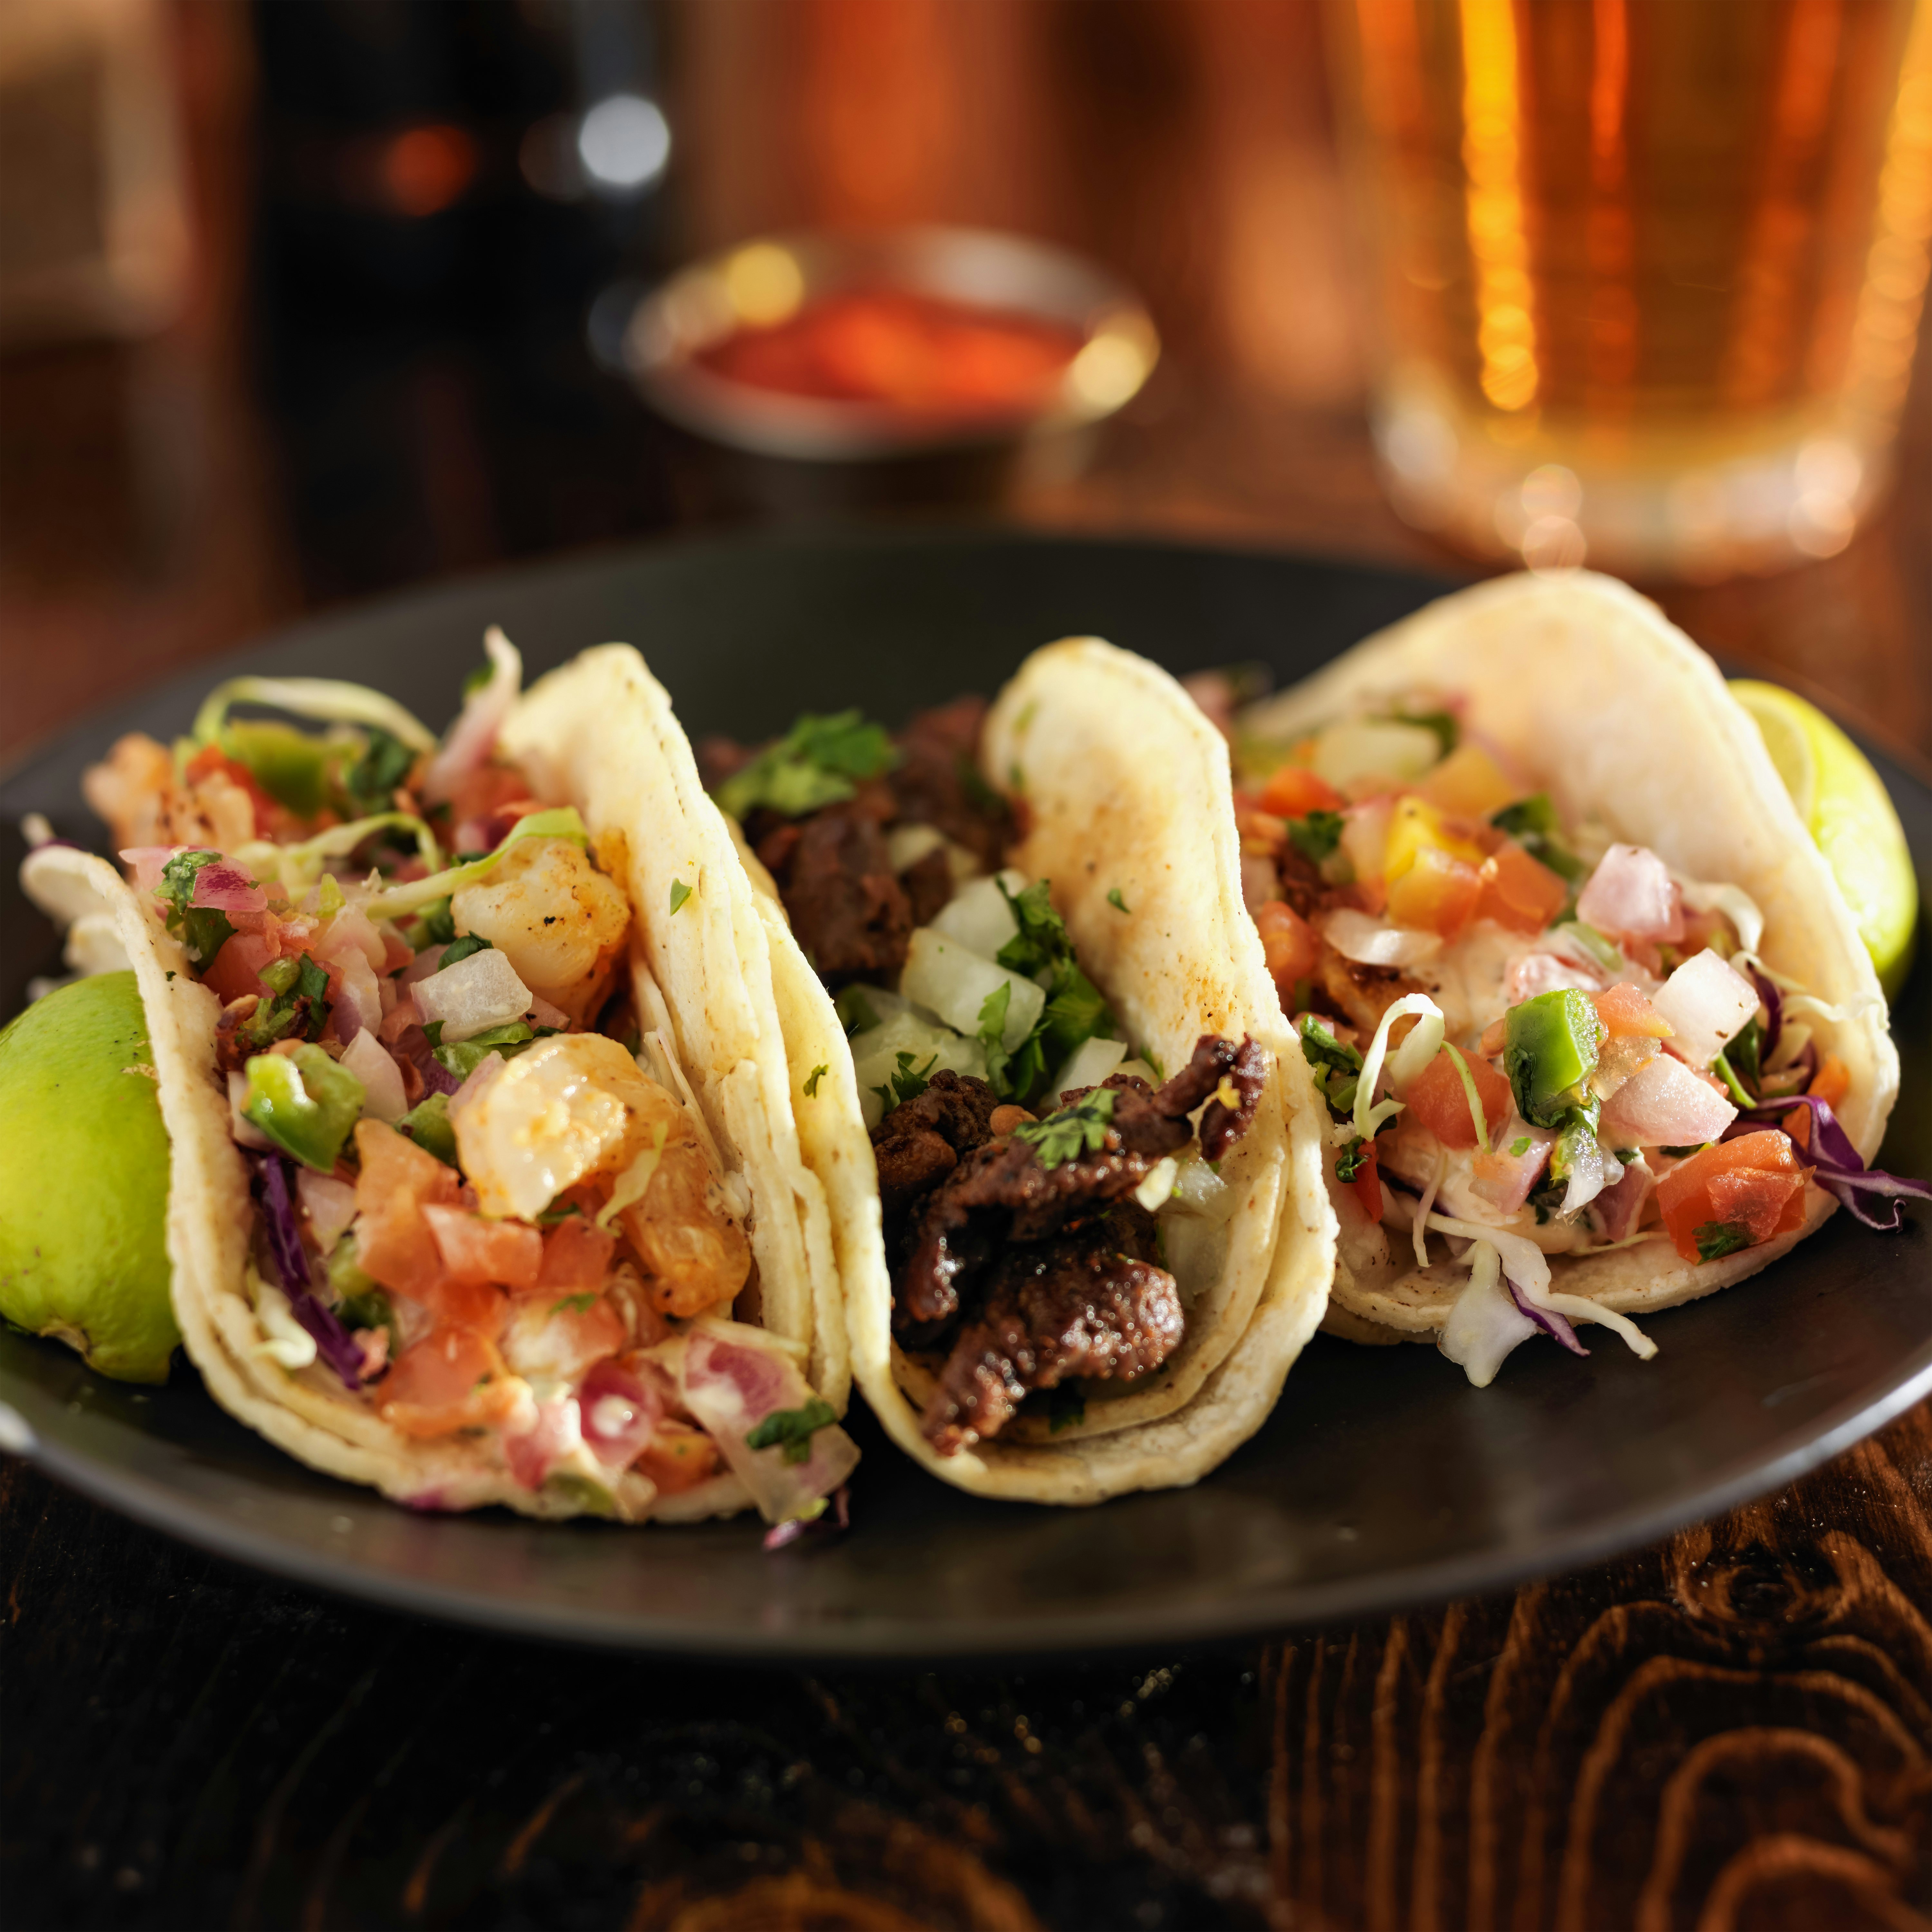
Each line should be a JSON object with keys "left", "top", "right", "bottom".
{"left": 705, "top": 701, "right": 1265, "bottom": 1453}
{"left": 1231, "top": 689, "right": 1927, "bottom": 1384}
{"left": 75, "top": 635, "right": 855, "bottom": 1522}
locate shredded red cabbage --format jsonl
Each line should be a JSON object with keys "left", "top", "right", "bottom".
{"left": 1506, "top": 1273, "right": 1588, "bottom": 1356}
{"left": 1748, "top": 966, "right": 1783, "bottom": 1066}
{"left": 257, "top": 1155, "right": 366, "bottom": 1388}
{"left": 763, "top": 1484, "right": 852, "bottom": 1552}
{"left": 1734, "top": 1094, "right": 1932, "bottom": 1231}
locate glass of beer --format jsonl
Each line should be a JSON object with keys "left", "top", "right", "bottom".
{"left": 1328, "top": 0, "right": 1932, "bottom": 576}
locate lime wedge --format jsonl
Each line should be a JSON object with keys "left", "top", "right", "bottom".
{"left": 1730, "top": 679, "right": 1918, "bottom": 998}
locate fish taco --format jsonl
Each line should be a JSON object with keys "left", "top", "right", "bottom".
{"left": 703, "top": 639, "right": 1337, "bottom": 1503}
{"left": 21, "top": 636, "right": 856, "bottom": 1527}
{"left": 1227, "top": 571, "right": 1921, "bottom": 1383}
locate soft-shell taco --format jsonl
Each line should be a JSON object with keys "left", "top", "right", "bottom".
{"left": 1229, "top": 571, "right": 1920, "bottom": 1383}
{"left": 703, "top": 640, "right": 1337, "bottom": 1504}
{"left": 21, "top": 638, "right": 856, "bottom": 1526}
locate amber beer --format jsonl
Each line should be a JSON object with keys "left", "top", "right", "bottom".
{"left": 1332, "top": 0, "right": 1932, "bottom": 574}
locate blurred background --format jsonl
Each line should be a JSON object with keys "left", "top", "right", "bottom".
{"left": 5, "top": 0, "right": 1932, "bottom": 764}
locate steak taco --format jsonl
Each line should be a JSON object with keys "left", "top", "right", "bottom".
{"left": 1227, "top": 571, "right": 1923, "bottom": 1384}
{"left": 703, "top": 640, "right": 1337, "bottom": 1503}
{"left": 20, "top": 637, "right": 856, "bottom": 1526}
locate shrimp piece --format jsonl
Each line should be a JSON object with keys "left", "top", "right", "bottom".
{"left": 450, "top": 837, "right": 630, "bottom": 1027}
{"left": 84, "top": 733, "right": 258, "bottom": 854}
{"left": 615, "top": 1107, "right": 752, "bottom": 1318}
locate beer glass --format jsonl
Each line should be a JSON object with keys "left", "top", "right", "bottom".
{"left": 1329, "top": 0, "right": 1932, "bottom": 576}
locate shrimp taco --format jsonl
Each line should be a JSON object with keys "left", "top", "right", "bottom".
{"left": 1228, "top": 571, "right": 1923, "bottom": 1384}
{"left": 701, "top": 641, "right": 1337, "bottom": 1504}
{"left": 21, "top": 636, "right": 856, "bottom": 1527}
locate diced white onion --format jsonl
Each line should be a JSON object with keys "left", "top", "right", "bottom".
{"left": 229, "top": 1071, "right": 272, "bottom": 1149}
{"left": 1049, "top": 1035, "right": 1127, "bottom": 1103}
{"left": 341, "top": 1028, "right": 409, "bottom": 1123}
{"left": 886, "top": 823, "right": 946, "bottom": 871}
{"left": 900, "top": 928, "right": 1043, "bottom": 1049}
{"left": 411, "top": 947, "right": 533, "bottom": 1042}
{"left": 1599, "top": 1053, "right": 1737, "bottom": 1146}
{"left": 927, "top": 869, "right": 1029, "bottom": 961}
{"left": 850, "top": 1012, "right": 988, "bottom": 1130}
{"left": 1322, "top": 908, "right": 1444, "bottom": 969}
{"left": 1134, "top": 1156, "right": 1180, "bottom": 1213}
{"left": 1168, "top": 1154, "right": 1237, "bottom": 1221}
{"left": 1312, "top": 719, "right": 1443, "bottom": 791}
{"left": 1650, "top": 948, "right": 1758, "bottom": 1068}
{"left": 1115, "top": 1058, "right": 1160, "bottom": 1085}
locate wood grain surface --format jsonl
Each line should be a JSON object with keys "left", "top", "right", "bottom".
{"left": 6, "top": 4, "right": 1932, "bottom": 1926}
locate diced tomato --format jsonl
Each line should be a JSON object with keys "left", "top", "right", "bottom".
{"left": 502, "top": 1289, "right": 627, "bottom": 1382}
{"left": 1810, "top": 1053, "right": 1851, "bottom": 1109}
{"left": 1594, "top": 982, "right": 1673, "bottom": 1040}
{"left": 636, "top": 1418, "right": 722, "bottom": 1494}
{"left": 1476, "top": 844, "right": 1568, "bottom": 935}
{"left": 354, "top": 1119, "right": 460, "bottom": 1300}
{"left": 1347, "top": 1140, "right": 1384, "bottom": 1222}
{"left": 1254, "top": 899, "right": 1321, "bottom": 993}
{"left": 1405, "top": 1045, "right": 1512, "bottom": 1150}
{"left": 379, "top": 1326, "right": 514, "bottom": 1438}
{"left": 1655, "top": 1132, "right": 1812, "bottom": 1264}
{"left": 538, "top": 1217, "right": 619, "bottom": 1292}
{"left": 203, "top": 931, "right": 276, "bottom": 1003}
{"left": 419, "top": 1275, "right": 510, "bottom": 1336}
{"left": 1419, "top": 744, "right": 1518, "bottom": 819}
{"left": 1259, "top": 763, "right": 1345, "bottom": 819}
{"left": 1385, "top": 845, "right": 1484, "bottom": 939}
{"left": 422, "top": 1204, "right": 543, "bottom": 1289}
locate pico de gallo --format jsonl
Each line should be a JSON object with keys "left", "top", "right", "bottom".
{"left": 77, "top": 632, "right": 856, "bottom": 1525}
{"left": 1229, "top": 690, "right": 1927, "bottom": 1385}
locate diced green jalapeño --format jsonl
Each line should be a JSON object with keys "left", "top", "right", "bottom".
{"left": 242, "top": 1044, "right": 364, "bottom": 1172}
{"left": 1504, "top": 989, "right": 1605, "bottom": 1129}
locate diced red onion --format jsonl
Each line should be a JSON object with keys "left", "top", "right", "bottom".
{"left": 295, "top": 1166, "right": 358, "bottom": 1253}
{"left": 119, "top": 847, "right": 183, "bottom": 894}
{"left": 341, "top": 1029, "right": 408, "bottom": 1123}
{"left": 1505, "top": 951, "right": 1603, "bottom": 1004}
{"left": 1600, "top": 1053, "right": 1737, "bottom": 1145}
{"left": 502, "top": 1394, "right": 583, "bottom": 1489}
{"left": 1651, "top": 949, "right": 1759, "bottom": 1069}
{"left": 1594, "top": 1156, "right": 1654, "bottom": 1242}
{"left": 412, "top": 947, "right": 532, "bottom": 1042}
{"left": 763, "top": 1485, "right": 852, "bottom": 1553}
{"left": 190, "top": 863, "right": 267, "bottom": 915}
{"left": 578, "top": 1358, "right": 663, "bottom": 1469}
{"left": 400, "top": 945, "right": 448, "bottom": 987}
{"left": 1469, "top": 1119, "right": 1554, "bottom": 1212}
{"left": 1322, "top": 908, "right": 1443, "bottom": 969}
{"left": 1577, "top": 844, "right": 1684, "bottom": 942}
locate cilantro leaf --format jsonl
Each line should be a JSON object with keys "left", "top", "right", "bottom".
{"left": 1510, "top": 1136, "right": 1531, "bottom": 1157}
{"left": 155, "top": 849, "right": 238, "bottom": 966}
{"left": 994, "top": 878, "right": 1074, "bottom": 977}
{"left": 871, "top": 1051, "right": 938, "bottom": 1114}
{"left": 1014, "top": 1089, "right": 1117, "bottom": 1168}
{"left": 835, "top": 986, "right": 879, "bottom": 1037}
{"left": 1298, "top": 1014, "right": 1365, "bottom": 1117}
{"left": 404, "top": 895, "right": 458, "bottom": 949}
{"left": 804, "top": 1063, "right": 828, "bottom": 1097}
{"left": 433, "top": 1021, "right": 554, "bottom": 1081}
{"left": 1335, "top": 1135, "right": 1369, "bottom": 1182}
{"left": 1491, "top": 794, "right": 1584, "bottom": 881}
{"left": 669, "top": 879, "right": 692, "bottom": 915}
{"left": 746, "top": 1396, "right": 839, "bottom": 1465}
{"left": 1107, "top": 887, "right": 1130, "bottom": 914}
{"left": 550, "top": 1293, "right": 598, "bottom": 1316}
{"left": 341, "top": 726, "right": 417, "bottom": 815}
{"left": 1287, "top": 810, "right": 1345, "bottom": 864}
{"left": 1725, "top": 1016, "right": 1763, "bottom": 1092}
{"left": 1387, "top": 708, "right": 1459, "bottom": 757}
{"left": 239, "top": 952, "right": 332, "bottom": 1050}
{"left": 714, "top": 711, "right": 897, "bottom": 820}
{"left": 437, "top": 934, "right": 492, "bottom": 969}
{"left": 1695, "top": 1220, "right": 1753, "bottom": 1262}
{"left": 1044, "top": 1383, "right": 1086, "bottom": 1433}
{"left": 1040, "top": 962, "right": 1115, "bottom": 1062}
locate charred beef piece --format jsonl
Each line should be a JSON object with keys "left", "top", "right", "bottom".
{"left": 900, "top": 844, "right": 955, "bottom": 927}
{"left": 921, "top": 1210, "right": 1183, "bottom": 1455}
{"left": 870, "top": 1070, "right": 1003, "bottom": 1221}
{"left": 873, "top": 1035, "right": 1264, "bottom": 1451}
{"left": 888, "top": 696, "right": 1012, "bottom": 870}
{"left": 753, "top": 790, "right": 912, "bottom": 985}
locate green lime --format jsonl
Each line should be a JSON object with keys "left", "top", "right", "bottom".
{"left": 0, "top": 972, "right": 179, "bottom": 1382}
{"left": 1730, "top": 679, "right": 1918, "bottom": 999}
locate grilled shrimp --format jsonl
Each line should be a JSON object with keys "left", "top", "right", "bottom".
{"left": 451, "top": 836, "right": 630, "bottom": 1027}
{"left": 83, "top": 733, "right": 256, "bottom": 853}
{"left": 614, "top": 1106, "right": 753, "bottom": 1319}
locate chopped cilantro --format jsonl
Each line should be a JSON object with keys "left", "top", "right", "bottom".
{"left": 1044, "top": 1383, "right": 1086, "bottom": 1433}
{"left": 1107, "top": 887, "right": 1130, "bottom": 914}
{"left": 1613, "top": 1147, "right": 1640, "bottom": 1165}
{"left": 1695, "top": 1220, "right": 1753, "bottom": 1261}
{"left": 713, "top": 710, "right": 897, "bottom": 820}
{"left": 437, "top": 934, "right": 492, "bottom": 969}
{"left": 669, "top": 879, "right": 692, "bottom": 915}
{"left": 550, "top": 1293, "right": 597, "bottom": 1316}
{"left": 239, "top": 952, "right": 332, "bottom": 1050}
{"left": 404, "top": 896, "right": 458, "bottom": 950}
{"left": 433, "top": 1021, "right": 552, "bottom": 1081}
{"left": 461, "top": 661, "right": 493, "bottom": 698}
{"left": 992, "top": 878, "right": 1117, "bottom": 1086}
{"left": 1387, "top": 707, "right": 1459, "bottom": 757}
{"left": 746, "top": 1397, "right": 839, "bottom": 1465}
{"left": 1510, "top": 1136, "right": 1531, "bottom": 1157}
{"left": 1014, "top": 1089, "right": 1117, "bottom": 1168}
{"left": 1710, "top": 1049, "right": 1755, "bottom": 1110}
{"left": 340, "top": 726, "right": 416, "bottom": 815}
{"left": 1287, "top": 810, "right": 1346, "bottom": 864}
{"left": 1298, "top": 1014, "right": 1363, "bottom": 1117}
{"left": 1335, "top": 1135, "right": 1369, "bottom": 1182}
{"left": 1661, "top": 1143, "right": 1709, "bottom": 1158}
{"left": 1491, "top": 794, "right": 1584, "bottom": 882}
{"left": 871, "top": 1051, "right": 938, "bottom": 1113}
{"left": 804, "top": 1064, "right": 828, "bottom": 1097}
{"left": 994, "top": 878, "right": 1074, "bottom": 977}
{"left": 155, "top": 849, "right": 238, "bottom": 966}
{"left": 1725, "top": 1017, "right": 1763, "bottom": 1093}
{"left": 397, "top": 1091, "right": 458, "bottom": 1165}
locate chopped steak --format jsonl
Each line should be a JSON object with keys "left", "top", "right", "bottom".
{"left": 888, "top": 696, "right": 1012, "bottom": 870}
{"left": 871, "top": 1035, "right": 1264, "bottom": 1450}
{"left": 754, "top": 793, "right": 911, "bottom": 984}
{"left": 869, "top": 1070, "right": 1002, "bottom": 1221}
{"left": 900, "top": 843, "right": 955, "bottom": 928}
{"left": 921, "top": 1214, "right": 1183, "bottom": 1455}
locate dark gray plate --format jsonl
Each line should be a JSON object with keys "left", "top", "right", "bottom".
{"left": 5, "top": 526, "right": 1929, "bottom": 1661}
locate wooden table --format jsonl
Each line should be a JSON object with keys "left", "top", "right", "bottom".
{"left": 7, "top": 4, "right": 1932, "bottom": 1924}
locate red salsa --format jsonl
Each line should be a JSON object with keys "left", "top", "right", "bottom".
{"left": 693, "top": 288, "right": 1084, "bottom": 420}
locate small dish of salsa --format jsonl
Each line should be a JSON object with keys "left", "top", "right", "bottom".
{"left": 624, "top": 226, "right": 1159, "bottom": 464}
